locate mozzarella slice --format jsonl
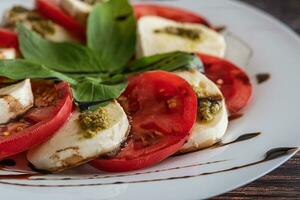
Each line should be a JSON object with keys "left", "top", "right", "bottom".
{"left": 0, "top": 48, "right": 17, "bottom": 60}
{"left": 137, "top": 16, "right": 226, "bottom": 58}
{"left": 0, "top": 79, "right": 34, "bottom": 124}
{"left": 174, "top": 70, "right": 228, "bottom": 153}
{"left": 2, "top": 7, "right": 77, "bottom": 43}
{"left": 60, "top": 0, "right": 93, "bottom": 25}
{"left": 27, "top": 101, "right": 130, "bottom": 172}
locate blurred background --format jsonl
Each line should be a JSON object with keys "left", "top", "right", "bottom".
{"left": 240, "top": 0, "right": 300, "bottom": 33}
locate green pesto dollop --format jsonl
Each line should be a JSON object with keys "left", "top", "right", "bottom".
{"left": 197, "top": 97, "right": 222, "bottom": 122}
{"left": 10, "top": 6, "right": 30, "bottom": 14}
{"left": 154, "top": 26, "right": 202, "bottom": 41}
{"left": 193, "top": 86, "right": 223, "bottom": 122}
{"left": 6, "top": 6, "right": 55, "bottom": 36}
{"left": 31, "top": 20, "right": 55, "bottom": 36}
{"left": 79, "top": 107, "right": 110, "bottom": 139}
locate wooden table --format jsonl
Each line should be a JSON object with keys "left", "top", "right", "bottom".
{"left": 214, "top": 0, "right": 300, "bottom": 199}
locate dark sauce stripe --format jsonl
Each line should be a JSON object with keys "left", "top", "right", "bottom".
{"left": 0, "top": 132, "right": 261, "bottom": 182}
{"left": 0, "top": 147, "right": 297, "bottom": 187}
{"left": 175, "top": 132, "right": 261, "bottom": 157}
{"left": 0, "top": 159, "right": 16, "bottom": 166}
{"left": 256, "top": 73, "right": 271, "bottom": 84}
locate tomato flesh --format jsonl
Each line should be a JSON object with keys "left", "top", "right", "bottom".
{"left": 199, "top": 53, "right": 252, "bottom": 114}
{"left": 35, "top": 0, "right": 86, "bottom": 41}
{"left": 91, "top": 71, "right": 197, "bottom": 172}
{"left": 134, "top": 4, "right": 212, "bottom": 27}
{"left": 0, "top": 28, "right": 18, "bottom": 49}
{"left": 0, "top": 81, "right": 73, "bottom": 159}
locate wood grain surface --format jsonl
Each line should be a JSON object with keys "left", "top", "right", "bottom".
{"left": 213, "top": 0, "right": 300, "bottom": 199}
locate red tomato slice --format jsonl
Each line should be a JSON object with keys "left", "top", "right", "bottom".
{"left": 199, "top": 53, "right": 252, "bottom": 114}
{"left": 91, "top": 71, "right": 197, "bottom": 172}
{"left": 0, "top": 81, "right": 73, "bottom": 159}
{"left": 134, "top": 4, "right": 212, "bottom": 27}
{"left": 35, "top": 0, "right": 86, "bottom": 40}
{"left": 0, "top": 28, "right": 18, "bottom": 49}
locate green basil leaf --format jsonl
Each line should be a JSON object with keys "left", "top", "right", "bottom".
{"left": 0, "top": 59, "right": 77, "bottom": 85}
{"left": 17, "top": 24, "right": 105, "bottom": 73}
{"left": 72, "top": 78, "right": 127, "bottom": 103}
{"left": 87, "top": 0, "right": 136, "bottom": 72}
{"left": 126, "top": 51, "right": 204, "bottom": 74}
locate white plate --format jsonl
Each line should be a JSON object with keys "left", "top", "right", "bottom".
{"left": 1, "top": 0, "right": 300, "bottom": 199}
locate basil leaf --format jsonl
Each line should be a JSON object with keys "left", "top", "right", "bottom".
{"left": 17, "top": 24, "right": 105, "bottom": 73}
{"left": 0, "top": 59, "right": 77, "bottom": 85}
{"left": 67, "top": 73, "right": 126, "bottom": 85}
{"left": 87, "top": 0, "right": 136, "bottom": 72}
{"left": 72, "top": 78, "right": 127, "bottom": 103}
{"left": 126, "top": 52, "right": 203, "bottom": 74}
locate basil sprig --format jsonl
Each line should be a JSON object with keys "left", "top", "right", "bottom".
{"left": 88, "top": 0, "right": 136, "bottom": 73}
{"left": 0, "top": 59, "right": 77, "bottom": 85}
{"left": 17, "top": 24, "right": 105, "bottom": 73}
{"left": 0, "top": 0, "right": 203, "bottom": 109}
{"left": 125, "top": 51, "right": 203, "bottom": 75}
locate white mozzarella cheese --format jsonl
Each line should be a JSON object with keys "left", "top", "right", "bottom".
{"left": 0, "top": 79, "right": 34, "bottom": 124}
{"left": 60, "top": 0, "right": 93, "bottom": 25}
{"left": 27, "top": 100, "right": 130, "bottom": 172}
{"left": 0, "top": 48, "right": 17, "bottom": 60}
{"left": 174, "top": 70, "right": 228, "bottom": 153}
{"left": 137, "top": 16, "right": 226, "bottom": 58}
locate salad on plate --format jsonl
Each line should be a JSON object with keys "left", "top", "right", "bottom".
{"left": 0, "top": 0, "right": 252, "bottom": 173}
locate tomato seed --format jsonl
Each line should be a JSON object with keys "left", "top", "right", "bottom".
{"left": 3, "top": 132, "right": 10, "bottom": 136}
{"left": 216, "top": 79, "right": 224, "bottom": 85}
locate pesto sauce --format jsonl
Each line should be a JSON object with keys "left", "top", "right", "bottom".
{"left": 154, "top": 26, "right": 202, "bottom": 41}
{"left": 193, "top": 86, "right": 223, "bottom": 122}
{"left": 6, "top": 6, "right": 55, "bottom": 36}
{"left": 197, "top": 97, "right": 222, "bottom": 122}
{"left": 79, "top": 107, "right": 110, "bottom": 139}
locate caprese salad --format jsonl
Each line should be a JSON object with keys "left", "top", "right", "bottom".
{"left": 0, "top": 0, "right": 252, "bottom": 173}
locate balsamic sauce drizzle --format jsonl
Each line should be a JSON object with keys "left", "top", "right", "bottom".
{"left": 0, "top": 132, "right": 261, "bottom": 181}
{"left": 175, "top": 132, "right": 261, "bottom": 157}
{"left": 0, "top": 159, "right": 16, "bottom": 167}
{"left": 256, "top": 73, "right": 271, "bottom": 84}
{"left": 211, "top": 132, "right": 261, "bottom": 148}
{"left": 0, "top": 131, "right": 297, "bottom": 188}
{"left": 0, "top": 147, "right": 297, "bottom": 187}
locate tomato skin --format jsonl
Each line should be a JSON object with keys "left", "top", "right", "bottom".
{"left": 134, "top": 4, "right": 212, "bottom": 27}
{"left": 91, "top": 71, "right": 197, "bottom": 172}
{"left": 90, "top": 135, "right": 189, "bottom": 172}
{"left": 199, "top": 53, "right": 252, "bottom": 114}
{"left": 0, "top": 28, "right": 18, "bottom": 49}
{"left": 0, "top": 82, "right": 73, "bottom": 160}
{"left": 35, "top": 0, "right": 86, "bottom": 41}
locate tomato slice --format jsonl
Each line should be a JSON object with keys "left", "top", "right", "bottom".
{"left": 91, "top": 71, "right": 197, "bottom": 172}
{"left": 134, "top": 4, "right": 211, "bottom": 27}
{"left": 35, "top": 0, "right": 86, "bottom": 40}
{"left": 0, "top": 28, "right": 18, "bottom": 49}
{"left": 199, "top": 53, "right": 252, "bottom": 114}
{"left": 0, "top": 81, "right": 73, "bottom": 159}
